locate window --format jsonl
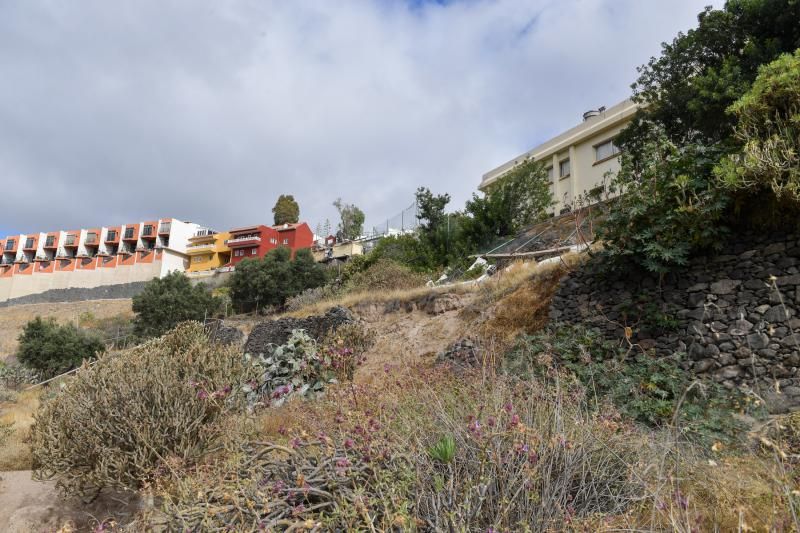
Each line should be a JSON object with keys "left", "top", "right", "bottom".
{"left": 559, "top": 159, "right": 570, "bottom": 178}
{"left": 6, "top": 239, "right": 14, "bottom": 249}
{"left": 142, "top": 225, "right": 154, "bottom": 236}
{"left": 595, "top": 139, "right": 619, "bottom": 161}
{"left": 124, "top": 227, "right": 134, "bottom": 239}
{"left": 235, "top": 249, "right": 244, "bottom": 257}
{"left": 282, "top": 239, "right": 289, "bottom": 245}
{"left": 85, "top": 233, "right": 98, "bottom": 244}
{"left": 270, "top": 238, "right": 278, "bottom": 244}
{"left": 546, "top": 166, "right": 554, "bottom": 182}
{"left": 25, "top": 237, "right": 35, "bottom": 249}
{"left": 107, "top": 230, "right": 117, "bottom": 241}
{"left": 250, "top": 248, "right": 257, "bottom": 255}
{"left": 45, "top": 235, "right": 55, "bottom": 247}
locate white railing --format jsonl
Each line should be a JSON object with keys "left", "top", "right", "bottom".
{"left": 227, "top": 235, "right": 261, "bottom": 244}
{"left": 187, "top": 243, "right": 215, "bottom": 251}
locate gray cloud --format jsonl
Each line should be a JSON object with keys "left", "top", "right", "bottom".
{"left": 0, "top": 0, "right": 717, "bottom": 236}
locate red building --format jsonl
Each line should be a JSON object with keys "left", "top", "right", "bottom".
{"left": 227, "top": 222, "right": 314, "bottom": 266}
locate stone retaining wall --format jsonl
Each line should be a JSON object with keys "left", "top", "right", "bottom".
{"left": 550, "top": 232, "right": 800, "bottom": 412}
{"left": 0, "top": 281, "right": 148, "bottom": 308}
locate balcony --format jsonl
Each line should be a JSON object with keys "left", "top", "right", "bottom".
{"left": 227, "top": 235, "right": 261, "bottom": 247}
{"left": 141, "top": 225, "right": 157, "bottom": 239}
{"left": 122, "top": 230, "right": 137, "bottom": 241}
{"left": 105, "top": 231, "right": 120, "bottom": 242}
{"left": 44, "top": 237, "right": 57, "bottom": 248}
{"left": 186, "top": 243, "right": 215, "bottom": 253}
{"left": 158, "top": 223, "right": 172, "bottom": 235}
{"left": 64, "top": 235, "right": 78, "bottom": 247}
{"left": 85, "top": 234, "right": 100, "bottom": 246}
{"left": 23, "top": 239, "right": 36, "bottom": 251}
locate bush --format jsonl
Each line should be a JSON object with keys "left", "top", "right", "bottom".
{"left": 343, "top": 258, "right": 428, "bottom": 293}
{"left": 0, "top": 361, "right": 41, "bottom": 389}
{"left": 319, "top": 322, "right": 376, "bottom": 382}
{"left": 132, "top": 271, "right": 220, "bottom": 338}
{"left": 716, "top": 49, "right": 800, "bottom": 200}
{"left": 504, "top": 325, "right": 759, "bottom": 444}
{"left": 30, "top": 322, "right": 254, "bottom": 497}
{"left": 285, "top": 284, "right": 339, "bottom": 312}
{"left": 229, "top": 247, "right": 326, "bottom": 313}
{"left": 17, "top": 317, "right": 105, "bottom": 379}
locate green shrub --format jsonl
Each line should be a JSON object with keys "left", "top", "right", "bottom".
{"left": 428, "top": 434, "right": 456, "bottom": 464}
{"left": 17, "top": 317, "right": 105, "bottom": 379}
{"left": 716, "top": 49, "right": 800, "bottom": 200}
{"left": 0, "top": 361, "right": 41, "bottom": 389}
{"left": 229, "top": 247, "right": 326, "bottom": 313}
{"left": 504, "top": 325, "right": 758, "bottom": 444}
{"left": 343, "top": 258, "right": 427, "bottom": 293}
{"left": 132, "top": 271, "right": 220, "bottom": 338}
{"left": 30, "top": 322, "right": 254, "bottom": 497}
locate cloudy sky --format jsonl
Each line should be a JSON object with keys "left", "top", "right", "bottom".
{"left": 0, "top": 0, "right": 719, "bottom": 237}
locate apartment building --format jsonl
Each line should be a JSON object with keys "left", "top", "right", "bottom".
{"left": 0, "top": 218, "right": 204, "bottom": 303}
{"left": 480, "top": 98, "right": 640, "bottom": 213}
{"left": 227, "top": 222, "right": 314, "bottom": 266}
{"left": 186, "top": 229, "right": 232, "bottom": 273}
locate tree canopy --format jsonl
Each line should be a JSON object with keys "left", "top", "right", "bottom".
{"left": 132, "top": 271, "right": 221, "bottom": 338}
{"left": 272, "top": 195, "right": 300, "bottom": 225}
{"left": 17, "top": 317, "right": 105, "bottom": 378}
{"left": 333, "top": 198, "right": 365, "bottom": 241}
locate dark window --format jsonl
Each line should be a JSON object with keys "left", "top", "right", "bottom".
{"left": 559, "top": 159, "right": 571, "bottom": 178}
{"left": 45, "top": 235, "right": 55, "bottom": 247}
{"left": 107, "top": 230, "right": 117, "bottom": 240}
{"left": 124, "top": 227, "right": 134, "bottom": 239}
{"left": 25, "top": 237, "right": 34, "bottom": 248}
{"left": 143, "top": 225, "right": 154, "bottom": 236}
{"left": 6, "top": 239, "right": 14, "bottom": 249}
{"left": 86, "top": 233, "right": 98, "bottom": 244}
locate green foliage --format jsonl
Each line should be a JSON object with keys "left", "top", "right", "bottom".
{"left": 602, "top": 0, "right": 800, "bottom": 273}
{"left": 320, "top": 322, "right": 376, "bottom": 382}
{"left": 229, "top": 247, "right": 326, "bottom": 312}
{"left": 428, "top": 434, "right": 456, "bottom": 464}
{"left": 716, "top": 49, "right": 800, "bottom": 200}
{"left": 462, "top": 158, "right": 553, "bottom": 250}
{"left": 629, "top": 1, "right": 800, "bottom": 145}
{"left": 369, "top": 234, "right": 437, "bottom": 272}
{"left": 272, "top": 194, "right": 301, "bottom": 225}
{"left": 505, "top": 326, "right": 756, "bottom": 444}
{"left": 245, "top": 329, "right": 330, "bottom": 407}
{"left": 17, "top": 317, "right": 105, "bottom": 379}
{"left": 0, "top": 361, "right": 40, "bottom": 389}
{"left": 132, "top": 271, "right": 220, "bottom": 338}
{"left": 30, "top": 323, "right": 254, "bottom": 496}
{"left": 333, "top": 198, "right": 365, "bottom": 241}
{"left": 342, "top": 258, "right": 428, "bottom": 293}
{"left": 598, "top": 131, "right": 729, "bottom": 273}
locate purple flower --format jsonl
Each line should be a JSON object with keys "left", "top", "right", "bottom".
{"left": 504, "top": 402, "right": 513, "bottom": 413}
{"left": 196, "top": 389, "right": 209, "bottom": 400}
{"left": 344, "top": 438, "right": 355, "bottom": 449}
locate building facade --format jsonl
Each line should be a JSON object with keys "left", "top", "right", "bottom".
{"left": 0, "top": 218, "right": 203, "bottom": 303}
{"left": 480, "top": 99, "right": 639, "bottom": 213}
{"left": 186, "top": 230, "right": 231, "bottom": 273}
{"left": 227, "top": 222, "right": 314, "bottom": 266}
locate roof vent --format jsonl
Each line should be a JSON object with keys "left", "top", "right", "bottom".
{"left": 582, "top": 109, "right": 601, "bottom": 121}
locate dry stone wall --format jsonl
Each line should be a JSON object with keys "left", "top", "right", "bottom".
{"left": 550, "top": 232, "right": 800, "bottom": 413}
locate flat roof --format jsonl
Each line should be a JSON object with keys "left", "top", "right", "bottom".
{"left": 480, "top": 98, "right": 639, "bottom": 190}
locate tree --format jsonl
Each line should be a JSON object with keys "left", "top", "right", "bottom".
{"left": 333, "top": 198, "right": 365, "bottom": 241}
{"left": 599, "top": 0, "right": 800, "bottom": 273}
{"left": 229, "top": 247, "right": 326, "bottom": 312}
{"left": 462, "top": 159, "right": 553, "bottom": 251}
{"left": 715, "top": 49, "right": 800, "bottom": 200}
{"left": 272, "top": 195, "right": 300, "bottom": 225}
{"left": 17, "top": 317, "right": 105, "bottom": 379}
{"left": 132, "top": 271, "right": 221, "bottom": 338}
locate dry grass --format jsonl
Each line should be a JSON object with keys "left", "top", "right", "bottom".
{"left": 0, "top": 387, "right": 42, "bottom": 471}
{"left": 0, "top": 299, "right": 133, "bottom": 359}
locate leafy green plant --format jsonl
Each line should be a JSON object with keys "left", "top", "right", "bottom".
{"left": 229, "top": 247, "right": 326, "bottom": 313}
{"left": 716, "top": 49, "right": 800, "bottom": 200}
{"left": 132, "top": 271, "right": 220, "bottom": 338}
{"left": 428, "top": 435, "right": 456, "bottom": 464}
{"left": 0, "top": 361, "right": 41, "bottom": 389}
{"left": 30, "top": 322, "right": 254, "bottom": 497}
{"left": 17, "top": 317, "right": 105, "bottom": 379}
{"left": 272, "top": 194, "right": 300, "bottom": 225}
{"left": 505, "top": 325, "right": 757, "bottom": 444}
{"left": 342, "top": 258, "right": 427, "bottom": 293}
{"left": 245, "top": 329, "right": 332, "bottom": 407}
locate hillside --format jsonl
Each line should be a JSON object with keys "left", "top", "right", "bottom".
{"left": 0, "top": 299, "right": 133, "bottom": 359}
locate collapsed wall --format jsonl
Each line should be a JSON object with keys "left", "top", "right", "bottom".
{"left": 550, "top": 232, "right": 800, "bottom": 412}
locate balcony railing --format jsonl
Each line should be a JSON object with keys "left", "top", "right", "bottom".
{"left": 85, "top": 235, "right": 99, "bottom": 245}
{"left": 64, "top": 236, "right": 78, "bottom": 246}
{"left": 187, "top": 243, "right": 215, "bottom": 252}
{"left": 159, "top": 223, "right": 172, "bottom": 234}
{"left": 227, "top": 235, "right": 261, "bottom": 245}
{"left": 142, "top": 226, "right": 156, "bottom": 237}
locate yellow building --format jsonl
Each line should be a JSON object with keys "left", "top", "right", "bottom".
{"left": 480, "top": 99, "right": 640, "bottom": 214}
{"left": 186, "top": 229, "right": 231, "bottom": 272}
